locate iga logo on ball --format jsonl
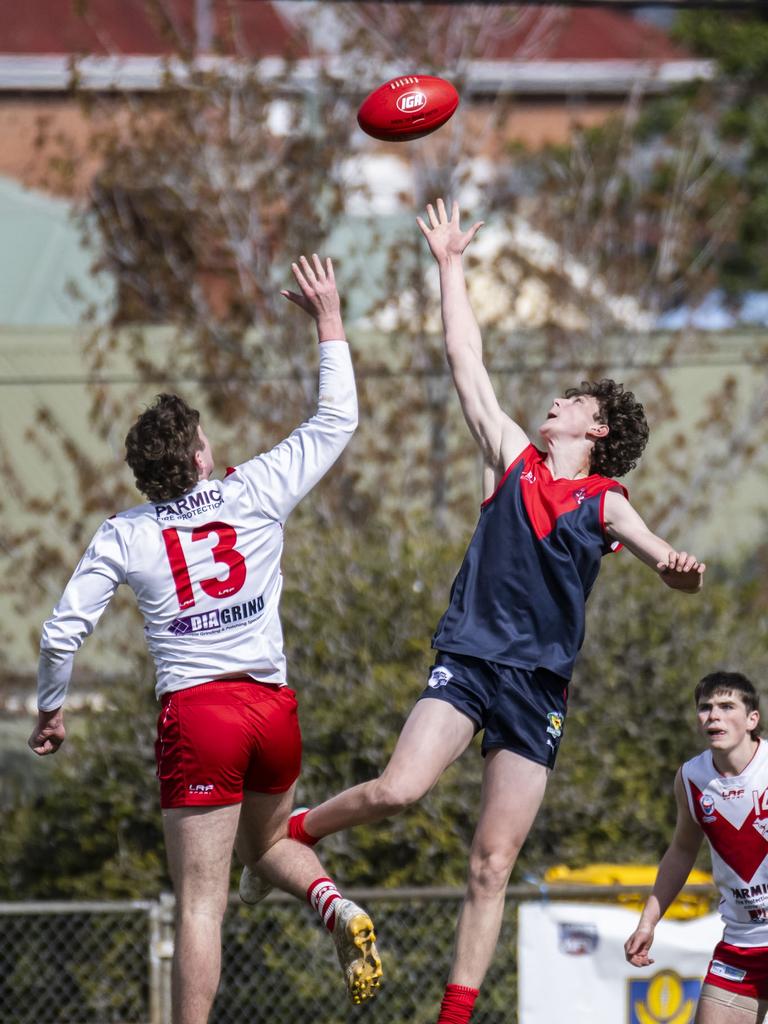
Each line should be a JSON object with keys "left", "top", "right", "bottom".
{"left": 396, "top": 90, "right": 427, "bottom": 113}
{"left": 357, "top": 75, "right": 459, "bottom": 142}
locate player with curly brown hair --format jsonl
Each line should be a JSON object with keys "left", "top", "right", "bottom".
{"left": 124, "top": 393, "right": 205, "bottom": 503}
{"left": 562, "top": 379, "right": 649, "bottom": 478}
{"left": 29, "top": 256, "right": 383, "bottom": 1023}
{"left": 262, "top": 201, "right": 706, "bottom": 1024}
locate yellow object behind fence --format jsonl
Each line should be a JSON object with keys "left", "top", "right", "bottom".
{"left": 543, "top": 863, "right": 714, "bottom": 919}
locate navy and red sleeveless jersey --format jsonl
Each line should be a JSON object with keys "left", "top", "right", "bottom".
{"left": 432, "top": 444, "right": 627, "bottom": 680}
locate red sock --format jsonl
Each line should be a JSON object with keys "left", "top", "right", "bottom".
{"left": 436, "top": 984, "right": 479, "bottom": 1024}
{"left": 307, "top": 877, "right": 341, "bottom": 932}
{"left": 289, "top": 808, "right": 320, "bottom": 846}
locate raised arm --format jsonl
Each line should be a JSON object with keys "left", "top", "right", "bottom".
{"left": 236, "top": 255, "right": 357, "bottom": 522}
{"left": 603, "top": 490, "right": 706, "bottom": 592}
{"left": 282, "top": 253, "right": 346, "bottom": 345}
{"left": 624, "top": 771, "right": 703, "bottom": 966}
{"left": 417, "top": 198, "right": 529, "bottom": 475}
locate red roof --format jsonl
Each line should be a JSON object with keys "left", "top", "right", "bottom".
{"left": 326, "top": 5, "right": 691, "bottom": 64}
{"left": 0, "top": 0, "right": 307, "bottom": 59}
{"left": 487, "top": 6, "right": 691, "bottom": 61}
{"left": 0, "top": 2, "right": 690, "bottom": 65}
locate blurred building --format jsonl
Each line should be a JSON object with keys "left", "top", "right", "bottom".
{"left": 0, "top": 4, "right": 759, "bottom": 711}
{"left": 0, "top": 0, "right": 306, "bottom": 195}
{"left": 0, "top": 1, "right": 711, "bottom": 196}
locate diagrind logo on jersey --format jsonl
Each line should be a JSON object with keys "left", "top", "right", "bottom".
{"left": 753, "top": 818, "right": 768, "bottom": 841}
{"left": 169, "top": 595, "right": 264, "bottom": 635}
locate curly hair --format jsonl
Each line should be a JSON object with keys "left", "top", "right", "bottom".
{"left": 125, "top": 394, "right": 203, "bottom": 502}
{"left": 565, "top": 379, "right": 649, "bottom": 478}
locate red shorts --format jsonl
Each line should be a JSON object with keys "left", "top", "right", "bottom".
{"left": 155, "top": 679, "right": 301, "bottom": 808}
{"left": 704, "top": 941, "right": 768, "bottom": 1000}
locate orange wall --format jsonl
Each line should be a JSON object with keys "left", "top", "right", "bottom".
{"left": 0, "top": 94, "right": 627, "bottom": 195}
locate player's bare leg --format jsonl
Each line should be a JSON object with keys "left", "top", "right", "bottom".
{"left": 235, "top": 785, "right": 296, "bottom": 903}
{"left": 162, "top": 803, "right": 241, "bottom": 1024}
{"left": 237, "top": 790, "right": 313, "bottom": 905}
{"left": 695, "top": 986, "right": 768, "bottom": 1024}
{"left": 236, "top": 785, "right": 328, "bottom": 900}
{"left": 449, "top": 749, "right": 549, "bottom": 989}
{"left": 236, "top": 788, "right": 383, "bottom": 1004}
{"left": 301, "top": 698, "right": 476, "bottom": 839}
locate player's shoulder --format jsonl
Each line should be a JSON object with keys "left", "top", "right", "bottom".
{"left": 101, "top": 499, "right": 159, "bottom": 539}
{"left": 221, "top": 463, "right": 247, "bottom": 483}
{"left": 599, "top": 483, "right": 630, "bottom": 517}
{"left": 482, "top": 443, "right": 539, "bottom": 505}
{"left": 510, "top": 441, "right": 541, "bottom": 472}
{"left": 220, "top": 456, "right": 275, "bottom": 504}
{"left": 109, "top": 498, "right": 156, "bottom": 523}
{"left": 216, "top": 462, "right": 254, "bottom": 500}
{"left": 682, "top": 747, "right": 708, "bottom": 769}
{"left": 601, "top": 480, "right": 629, "bottom": 498}
{"left": 753, "top": 736, "right": 768, "bottom": 768}
{"left": 680, "top": 747, "right": 713, "bottom": 779}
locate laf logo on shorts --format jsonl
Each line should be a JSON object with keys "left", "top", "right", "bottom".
{"left": 189, "top": 783, "right": 215, "bottom": 794}
{"left": 428, "top": 666, "right": 453, "bottom": 689}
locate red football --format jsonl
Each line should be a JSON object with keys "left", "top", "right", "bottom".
{"left": 357, "top": 75, "right": 459, "bottom": 142}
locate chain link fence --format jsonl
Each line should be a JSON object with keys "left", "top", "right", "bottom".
{"left": 0, "top": 900, "right": 158, "bottom": 1024}
{"left": 0, "top": 885, "right": 714, "bottom": 1024}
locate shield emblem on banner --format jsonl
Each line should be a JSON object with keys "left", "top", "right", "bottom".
{"left": 627, "top": 970, "right": 700, "bottom": 1024}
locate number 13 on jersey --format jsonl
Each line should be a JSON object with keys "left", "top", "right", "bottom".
{"left": 162, "top": 523, "right": 247, "bottom": 610}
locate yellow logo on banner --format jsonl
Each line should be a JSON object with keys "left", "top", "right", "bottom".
{"left": 629, "top": 970, "right": 698, "bottom": 1024}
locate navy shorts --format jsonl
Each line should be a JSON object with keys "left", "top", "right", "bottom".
{"left": 418, "top": 651, "right": 569, "bottom": 769}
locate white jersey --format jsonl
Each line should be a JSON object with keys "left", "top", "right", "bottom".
{"left": 682, "top": 738, "right": 768, "bottom": 946}
{"left": 38, "top": 340, "right": 356, "bottom": 709}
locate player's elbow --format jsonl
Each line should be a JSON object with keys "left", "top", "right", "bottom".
{"left": 333, "top": 409, "right": 358, "bottom": 448}
{"left": 39, "top": 637, "right": 75, "bottom": 662}
{"left": 344, "top": 405, "right": 359, "bottom": 434}
{"left": 321, "top": 398, "right": 358, "bottom": 436}
{"left": 39, "top": 623, "right": 86, "bottom": 658}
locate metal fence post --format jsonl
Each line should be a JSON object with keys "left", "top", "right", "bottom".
{"left": 148, "top": 893, "right": 175, "bottom": 1024}
{"left": 148, "top": 899, "right": 162, "bottom": 1024}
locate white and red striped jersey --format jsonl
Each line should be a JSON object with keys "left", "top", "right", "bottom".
{"left": 682, "top": 738, "right": 768, "bottom": 946}
{"left": 37, "top": 340, "right": 356, "bottom": 710}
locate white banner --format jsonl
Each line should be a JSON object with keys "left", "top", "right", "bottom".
{"left": 518, "top": 901, "right": 723, "bottom": 1024}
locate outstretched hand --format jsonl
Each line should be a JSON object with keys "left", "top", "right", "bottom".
{"left": 624, "top": 924, "right": 655, "bottom": 968}
{"left": 282, "top": 254, "right": 345, "bottom": 342}
{"left": 657, "top": 550, "right": 706, "bottom": 592}
{"left": 416, "top": 198, "right": 483, "bottom": 264}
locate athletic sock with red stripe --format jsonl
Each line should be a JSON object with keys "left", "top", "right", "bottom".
{"left": 307, "top": 877, "right": 341, "bottom": 932}
{"left": 436, "top": 984, "right": 479, "bottom": 1024}
{"left": 288, "top": 808, "right": 321, "bottom": 846}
